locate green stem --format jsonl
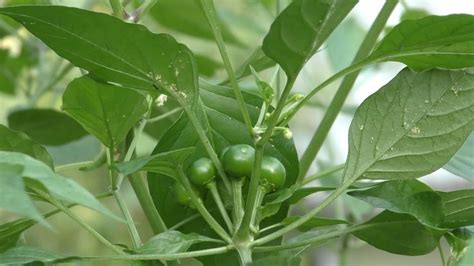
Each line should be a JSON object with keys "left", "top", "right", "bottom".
{"left": 132, "top": 0, "right": 159, "bottom": 22}
{"left": 438, "top": 243, "right": 447, "bottom": 266}
{"left": 252, "top": 175, "right": 358, "bottom": 246}
{"left": 46, "top": 195, "right": 125, "bottom": 255}
{"left": 236, "top": 143, "right": 264, "bottom": 240}
{"left": 296, "top": 0, "right": 398, "bottom": 182}
{"left": 232, "top": 178, "right": 245, "bottom": 232}
{"left": 302, "top": 163, "right": 345, "bottom": 185}
{"left": 250, "top": 186, "right": 266, "bottom": 233}
{"left": 198, "top": 0, "right": 254, "bottom": 136}
{"left": 128, "top": 172, "right": 168, "bottom": 234}
{"left": 80, "top": 246, "right": 232, "bottom": 261}
{"left": 147, "top": 107, "right": 182, "bottom": 123}
{"left": 259, "top": 223, "right": 283, "bottom": 234}
{"left": 254, "top": 224, "right": 367, "bottom": 252}
{"left": 177, "top": 167, "right": 232, "bottom": 243}
{"left": 109, "top": 0, "right": 126, "bottom": 18}
{"left": 29, "top": 61, "right": 74, "bottom": 106}
{"left": 113, "top": 190, "right": 142, "bottom": 248}
{"left": 207, "top": 181, "right": 234, "bottom": 233}
{"left": 169, "top": 213, "right": 202, "bottom": 230}
{"left": 116, "top": 117, "right": 148, "bottom": 188}
{"left": 106, "top": 147, "right": 117, "bottom": 190}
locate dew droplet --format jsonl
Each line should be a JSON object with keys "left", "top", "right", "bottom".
{"left": 359, "top": 125, "right": 364, "bottom": 131}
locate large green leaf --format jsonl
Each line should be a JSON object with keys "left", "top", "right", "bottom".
{"left": 370, "top": 15, "right": 474, "bottom": 70}
{"left": 134, "top": 230, "right": 221, "bottom": 254}
{"left": 348, "top": 180, "right": 443, "bottom": 226}
{"left": 0, "top": 151, "right": 117, "bottom": 220}
{"left": 7, "top": 109, "right": 87, "bottom": 146}
{"left": 0, "top": 5, "right": 199, "bottom": 106}
{"left": 262, "top": 0, "right": 357, "bottom": 79}
{"left": 353, "top": 211, "right": 445, "bottom": 255}
{"left": 0, "top": 125, "right": 52, "bottom": 168}
{"left": 62, "top": 76, "right": 148, "bottom": 148}
{"left": 149, "top": 81, "right": 299, "bottom": 224}
{"left": 344, "top": 68, "right": 474, "bottom": 182}
{"left": 0, "top": 246, "right": 63, "bottom": 265}
{"left": 440, "top": 189, "right": 474, "bottom": 228}
{"left": 149, "top": 0, "right": 240, "bottom": 45}
{"left": 444, "top": 132, "right": 474, "bottom": 181}
{"left": 0, "top": 163, "right": 46, "bottom": 224}
{"left": 0, "top": 218, "right": 36, "bottom": 252}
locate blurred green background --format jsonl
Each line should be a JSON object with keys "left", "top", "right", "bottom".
{"left": 0, "top": 0, "right": 473, "bottom": 265}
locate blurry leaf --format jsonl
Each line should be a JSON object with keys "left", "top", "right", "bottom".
{"left": 0, "top": 163, "right": 46, "bottom": 225}
{"left": 0, "top": 125, "right": 53, "bottom": 168}
{"left": 262, "top": 0, "right": 357, "bottom": 79}
{"left": 443, "top": 132, "right": 474, "bottom": 181}
{"left": 326, "top": 18, "right": 365, "bottom": 71}
{"left": 353, "top": 211, "right": 445, "bottom": 255}
{"left": 283, "top": 216, "right": 349, "bottom": 232}
{"left": 0, "top": 5, "right": 199, "bottom": 105}
{"left": 46, "top": 135, "right": 102, "bottom": 166}
{"left": 0, "top": 246, "right": 63, "bottom": 265}
{"left": 8, "top": 109, "right": 87, "bottom": 146}
{"left": 349, "top": 180, "right": 444, "bottom": 226}
{"left": 440, "top": 189, "right": 474, "bottom": 228}
{"left": 231, "top": 47, "right": 276, "bottom": 83}
{"left": 115, "top": 147, "right": 196, "bottom": 177}
{"left": 149, "top": 0, "right": 240, "bottom": 45}
{"left": 196, "top": 54, "right": 222, "bottom": 77}
{"left": 0, "top": 151, "right": 118, "bottom": 220}
{"left": 62, "top": 76, "right": 148, "bottom": 148}
{"left": 0, "top": 45, "right": 37, "bottom": 95}
{"left": 370, "top": 15, "right": 474, "bottom": 70}
{"left": 400, "top": 8, "right": 429, "bottom": 21}
{"left": 253, "top": 248, "right": 304, "bottom": 266}
{"left": 134, "top": 230, "right": 221, "bottom": 254}
{"left": 445, "top": 229, "right": 472, "bottom": 266}
{"left": 344, "top": 69, "right": 474, "bottom": 182}
{"left": 0, "top": 218, "right": 36, "bottom": 252}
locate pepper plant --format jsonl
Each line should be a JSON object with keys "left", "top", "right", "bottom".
{"left": 0, "top": 0, "right": 473, "bottom": 265}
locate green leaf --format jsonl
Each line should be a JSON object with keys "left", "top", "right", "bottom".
{"left": 62, "top": 76, "right": 148, "bottom": 148}
{"left": 444, "top": 132, "right": 474, "bottom": 181}
{"left": 0, "top": 246, "right": 63, "bottom": 265}
{"left": 0, "top": 151, "right": 117, "bottom": 220}
{"left": 353, "top": 211, "right": 446, "bottom": 255}
{"left": 348, "top": 180, "right": 444, "bottom": 226}
{"left": 134, "top": 230, "right": 221, "bottom": 254}
{"left": 7, "top": 109, "right": 87, "bottom": 146}
{"left": 0, "top": 5, "right": 199, "bottom": 105}
{"left": 195, "top": 54, "right": 222, "bottom": 77}
{"left": 344, "top": 68, "right": 474, "bottom": 182}
{"left": 115, "top": 147, "right": 196, "bottom": 177}
{"left": 0, "top": 163, "right": 46, "bottom": 225}
{"left": 0, "top": 218, "right": 36, "bottom": 252}
{"left": 149, "top": 81, "right": 299, "bottom": 231}
{"left": 445, "top": 229, "right": 472, "bottom": 266}
{"left": 370, "top": 14, "right": 474, "bottom": 70}
{"left": 440, "top": 189, "right": 474, "bottom": 228}
{"left": 283, "top": 216, "right": 349, "bottom": 232}
{"left": 0, "top": 125, "right": 53, "bottom": 168}
{"left": 149, "top": 0, "right": 240, "bottom": 45}
{"left": 262, "top": 0, "right": 357, "bottom": 79}
{"left": 253, "top": 249, "right": 304, "bottom": 266}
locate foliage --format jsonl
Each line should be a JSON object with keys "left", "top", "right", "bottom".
{"left": 0, "top": 0, "right": 472, "bottom": 265}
